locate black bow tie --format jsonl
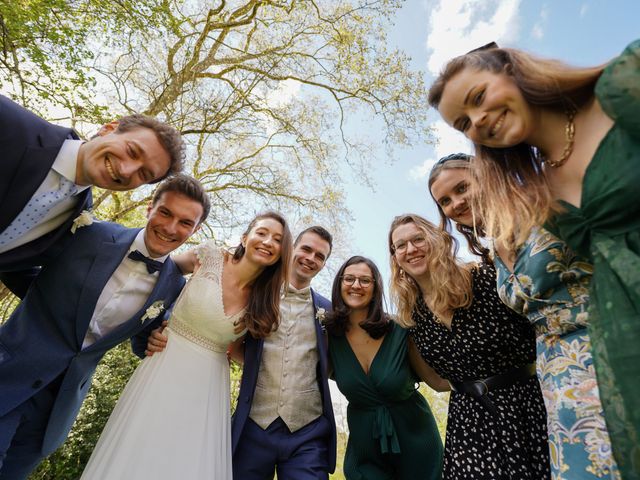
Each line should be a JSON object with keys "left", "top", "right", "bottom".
{"left": 128, "top": 250, "right": 163, "bottom": 274}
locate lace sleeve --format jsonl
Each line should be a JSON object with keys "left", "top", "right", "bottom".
{"left": 194, "top": 240, "right": 225, "bottom": 281}
{"left": 596, "top": 38, "right": 640, "bottom": 137}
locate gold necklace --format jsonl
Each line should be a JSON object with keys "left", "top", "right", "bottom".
{"left": 543, "top": 109, "right": 576, "bottom": 168}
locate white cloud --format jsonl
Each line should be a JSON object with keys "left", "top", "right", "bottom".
{"left": 531, "top": 23, "right": 544, "bottom": 39}
{"left": 425, "top": 0, "right": 522, "bottom": 76}
{"left": 579, "top": 3, "right": 589, "bottom": 17}
{"left": 265, "top": 79, "right": 301, "bottom": 108}
{"left": 409, "top": 119, "right": 473, "bottom": 181}
{"left": 531, "top": 4, "right": 548, "bottom": 40}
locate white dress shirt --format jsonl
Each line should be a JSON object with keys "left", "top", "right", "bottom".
{"left": 0, "top": 140, "right": 89, "bottom": 253}
{"left": 82, "top": 230, "right": 168, "bottom": 348}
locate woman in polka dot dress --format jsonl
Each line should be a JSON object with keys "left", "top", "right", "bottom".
{"left": 389, "top": 213, "right": 549, "bottom": 479}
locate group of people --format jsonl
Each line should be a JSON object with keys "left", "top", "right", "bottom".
{"left": 0, "top": 36, "right": 638, "bottom": 480}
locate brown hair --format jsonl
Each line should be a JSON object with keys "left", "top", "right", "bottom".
{"left": 294, "top": 226, "right": 333, "bottom": 258}
{"left": 428, "top": 47, "right": 605, "bottom": 247}
{"left": 233, "top": 211, "right": 292, "bottom": 339}
{"left": 388, "top": 214, "right": 473, "bottom": 327}
{"left": 324, "top": 256, "right": 392, "bottom": 339}
{"left": 428, "top": 153, "right": 490, "bottom": 260}
{"left": 151, "top": 174, "right": 210, "bottom": 224}
{"left": 116, "top": 114, "right": 186, "bottom": 180}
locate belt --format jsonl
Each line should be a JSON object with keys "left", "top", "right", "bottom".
{"left": 449, "top": 363, "right": 537, "bottom": 416}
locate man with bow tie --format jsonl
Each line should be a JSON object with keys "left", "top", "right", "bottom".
{"left": 0, "top": 94, "right": 186, "bottom": 298}
{"left": 232, "top": 226, "right": 337, "bottom": 479}
{"left": 0, "top": 174, "right": 209, "bottom": 479}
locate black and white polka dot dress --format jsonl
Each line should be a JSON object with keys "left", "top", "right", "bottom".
{"left": 410, "top": 262, "right": 549, "bottom": 479}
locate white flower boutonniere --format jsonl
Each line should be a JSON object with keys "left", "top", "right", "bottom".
{"left": 141, "top": 301, "right": 165, "bottom": 323}
{"left": 71, "top": 210, "right": 94, "bottom": 233}
{"left": 315, "top": 307, "right": 326, "bottom": 323}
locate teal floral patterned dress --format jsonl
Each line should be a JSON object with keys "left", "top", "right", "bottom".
{"left": 495, "top": 228, "right": 619, "bottom": 480}
{"left": 545, "top": 39, "right": 640, "bottom": 479}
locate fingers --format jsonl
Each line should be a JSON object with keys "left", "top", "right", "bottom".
{"left": 146, "top": 322, "right": 169, "bottom": 354}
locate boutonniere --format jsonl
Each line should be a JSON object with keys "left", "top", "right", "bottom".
{"left": 141, "top": 300, "right": 165, "bottom": 323}
{"left": 71, "top": 210, "right": 95, "bottom": 233}
{"left": 315, "top": 307, "right": 326, "bottom": 323}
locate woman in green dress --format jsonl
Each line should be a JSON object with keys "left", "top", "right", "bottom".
{"left": 324, "top": 255, "right": 443, "bottom": 480}
{"left": 428, "top": 39, "right": 640, "bottom": 478}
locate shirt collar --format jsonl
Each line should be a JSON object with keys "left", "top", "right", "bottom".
{"left": 131, "top": 229, "right": 169, "bottom": 263}
{"left": 51, "top": 139, "right": 90, "bottom": 192}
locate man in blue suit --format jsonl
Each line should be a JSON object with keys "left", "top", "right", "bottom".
{"left": 0, "top": 94, "right": 186, "bottom": 298}
{"left": 232, "top": 226, "right": 336, "bottom": 479}
{"left": 0, "top": 174, "right": 209, "bottom": 479}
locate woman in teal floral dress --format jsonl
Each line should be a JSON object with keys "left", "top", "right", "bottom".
{"left": 428, "top": 39, "right": 640, "bottom": 478}
{"left": 429, "top": 154, "right": 619, "bottom": 479}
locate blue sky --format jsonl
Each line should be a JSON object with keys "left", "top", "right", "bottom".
{"left": 337, "top": 0, "right": 640, "bottom": 290}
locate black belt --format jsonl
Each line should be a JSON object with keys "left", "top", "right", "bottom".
{"left": 449, "top": 363, "right": 537, "bottom": 416}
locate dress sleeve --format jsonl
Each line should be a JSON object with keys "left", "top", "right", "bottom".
{"left": 595, "top": 39, "right": 640, "bottom": 136}
{"left": 194, "top": 240, "right": 223, "bottom": 274}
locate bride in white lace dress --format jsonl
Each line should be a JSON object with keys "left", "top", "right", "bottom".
{"left": 81, "top": 212, "right": 292, "bottom": 480}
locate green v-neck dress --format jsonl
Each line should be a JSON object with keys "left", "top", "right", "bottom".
{"left": 329, "top": 322, "right": 443, "bottom": 480}
{"left": 546, "top": 39, "right": 640, "bottom": 478}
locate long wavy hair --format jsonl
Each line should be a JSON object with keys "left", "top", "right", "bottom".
{"left": 388, "top": 214, "right": 473, "bottom": 328}
{"left": 324, "top": 256, "right": 392, "bottom": 339}
{"left": 233, "top": 211, "right": 292, "bottom": 338}
{"left": 428, "top": 153, "right": 490, "bottom": 261}
{"left": 428, "top": 46, "right": 605, "bottom": 248}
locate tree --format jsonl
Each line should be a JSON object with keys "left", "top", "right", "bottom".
{"left": 1, "top": 0, "right": 432, "bottom": 233}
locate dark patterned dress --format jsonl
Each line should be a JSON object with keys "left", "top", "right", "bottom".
{"left": 410, "top": 263, "right": 549, "bottom": 479}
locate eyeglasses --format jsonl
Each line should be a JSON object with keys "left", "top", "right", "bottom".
{"left": 392, "top": 234, "right": 427, "bottom": 254}
{"left": 341, "top": 275, "right": 374, "bottom": 288}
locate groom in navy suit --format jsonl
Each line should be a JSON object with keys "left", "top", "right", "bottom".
{"left": 0, "top": 94, "right": 186, "bottom": 298}
{"left": 0, "top": 174, "right": 210, "bottom": 479}
{"left": 232, "top": 226, "right": 337, "bottom": 479}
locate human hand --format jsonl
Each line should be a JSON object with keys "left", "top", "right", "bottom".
{"left": 145, "top": 321, "right": 168, "bottom": 357}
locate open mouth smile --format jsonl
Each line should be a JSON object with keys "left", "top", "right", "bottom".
{"left": 490, "top": 111, "right": 506, "bottom": 137}
{"left": 105, "top": 157, "right": 121, "bottom": 183}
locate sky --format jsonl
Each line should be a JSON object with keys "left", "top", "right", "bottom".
{"left": 335, "top": 0, "right": 640, "bottom": 290}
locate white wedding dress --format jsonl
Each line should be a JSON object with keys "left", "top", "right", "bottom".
{"left": 81, "top": 242, "right": 244, "bottom": 480}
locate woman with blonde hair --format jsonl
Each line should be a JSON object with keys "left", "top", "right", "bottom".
{"left": 429, "top": 153, "right": 619, "bottom": 479}
{"left": 388, "top": 213, "right": 548, "bottom": 480}
{"left": 428, "top": 39, "right": 640, "bottom": 476}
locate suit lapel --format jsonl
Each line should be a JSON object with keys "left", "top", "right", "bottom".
{"left": 95, "top": 259, "right": 184, "bottom": 348}
{"left": 74, "top": 229, "right": 138, "bottom": 346}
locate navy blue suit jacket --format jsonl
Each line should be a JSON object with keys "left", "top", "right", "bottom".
{"left": 0, "top": 95, "right": 92, "bottom": 293}
{"left": 231, "top": 289, "right": 337, "bottom": 473}
{"left": 0, "top": 221, "right": 185, "bottom": 455}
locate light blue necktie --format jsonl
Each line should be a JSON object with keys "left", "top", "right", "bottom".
{"left": 0, "top": 176, "right": 78, "bottom": 246}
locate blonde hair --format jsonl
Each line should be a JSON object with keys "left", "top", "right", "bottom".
{"left": 388, "top": 214, "right": 473, "bottom": 327}
{"left": 428, "top": 46, "right": 605, "bottom": 248}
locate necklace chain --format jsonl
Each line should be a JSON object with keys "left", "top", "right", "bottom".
{"left": 544, "top": 109, "right": 576, "bottom": 168}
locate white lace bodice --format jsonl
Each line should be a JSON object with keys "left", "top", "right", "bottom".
{"left": 169, "top": 241, "right": 246, "bottom": 351}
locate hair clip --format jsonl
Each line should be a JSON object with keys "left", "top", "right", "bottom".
{"left": 466, "top": 41, "right": 498, "bottom": 54}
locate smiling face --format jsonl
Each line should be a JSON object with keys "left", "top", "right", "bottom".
{"left": 144, "top": 191, "right": 203, "bottom": 257}
{"left": 438, "top": 67, "right": 536, "bottom": 148}
{"left": 76, "top": 123, "right": 171, "bottom": 190}
{"left": 391, "top": 221, "right": 429, "bottom": 279}
{"left": 242, "top": 218, "right": 284, "bottom": 268}
{"left": 340, "top": 263, "right": 374, "bottom": 312}
{"left": 290, "top": 232, "right": 331, "bottom": 289}
{"left": 430, "top": 167, "right": 474, "bottom": 227}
